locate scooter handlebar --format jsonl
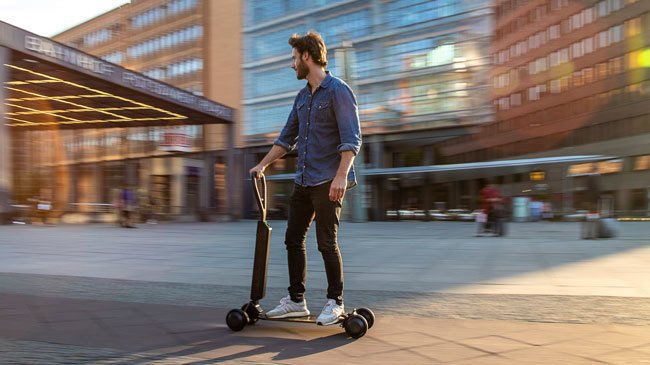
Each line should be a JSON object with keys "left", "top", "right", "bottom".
{"left": 250, "top": 172, "right": 266, "bottom": 222}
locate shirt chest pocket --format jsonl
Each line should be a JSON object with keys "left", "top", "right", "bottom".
{"left": 313, "top": 101, "right": 332, "bottom": 124}
{"left": 296, "top": 102, "right": 308, "bottom": 124}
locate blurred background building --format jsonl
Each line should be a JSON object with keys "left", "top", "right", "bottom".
{"left": 4, "top": 0, "right": 649, "bottom": 223}
{"left": 44, "top": 0, "right": 242, "bottom": 221}
{"left": 437, "top": 0, "right": 650, "bottom": 217}
{"left": 241, "top": 0, "right": 495, "bottom": 220}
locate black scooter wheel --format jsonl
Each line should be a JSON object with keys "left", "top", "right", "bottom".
{"left": 344, "top": 314, "right": 368, "bottom": 339}
{"left": 356, "top": 307, "right": 375, "bottom": 329}
{"left": 241, "top": 304, "right": 260, "bottom": 324}
{"left": 226, "top": 309, "right": 249, "bottom": 331}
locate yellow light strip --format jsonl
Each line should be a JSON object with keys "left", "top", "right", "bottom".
{"left": 6, "top": 95, "right": 112, "bottom": 102}
{"left": 7, "top": 106, "right": 150, "bottom": 116}
{"left": 7, "top": 116, "right": 184, "bottom": 127}
{"left": 5, "top": 86, "right": 131, "bottom": 120}
{"left": 4, "top": 102, "right": 80, "bottom": 122}
{"left": 4, "top": 64, "right": 187, "bottom": 120}
{"left": 6, "top": 116, "right": 35, "bottom": 124}
{"left": 5, "top": 79, "right": 59, "bottom": 85}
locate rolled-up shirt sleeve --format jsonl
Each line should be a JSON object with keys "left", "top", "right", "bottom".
{"left": 333, "top": 84, "right": 362, "bottom": 155}
{"left": 273, "top": 96, "right": 300, "bottom": 152}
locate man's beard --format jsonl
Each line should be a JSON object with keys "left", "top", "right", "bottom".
{"left": 296, "top": 61, "right": 309, "bottom": 80}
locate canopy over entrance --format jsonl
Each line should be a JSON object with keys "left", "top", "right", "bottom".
{"left": 1, "top": 21, "right": 233, "bottom": 130}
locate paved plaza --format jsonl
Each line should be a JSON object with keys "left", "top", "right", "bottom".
{"left": 1, "top": 220, "right": 649, "bottom": 363}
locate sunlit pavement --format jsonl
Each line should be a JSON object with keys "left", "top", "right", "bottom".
{"left": 1, "top": 221, "right": 649, "bottom": 364}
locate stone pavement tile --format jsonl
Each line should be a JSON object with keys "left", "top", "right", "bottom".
{"left": 452, "top": 354, "right": 522, "bottom": 365}
{"left": 409, "top": 341, "right": 490, "bottom": 363}
{"left": 335, "top": 344, "right": 436, "bottom": 365}
{"left": 587, "top": 331, "right": 650, "bottom": 349}
{"left": 369, "top": 330, "right": 446, "bottom": 348}
{"left": 543, "top": 338, "right": 621, "bottom": 358}
{"left": 457, "top": 335, "right": 532, "bottom": 354}
{"left": 501, "top": 346, "right": 601, "bottom": 364}
{"left": 596, "top": 349, "right": 650, "bottom": 365}
{"left": 606, "top": 324, "right": 650, "bottom": 339}
{"left": 503, "top": 323, "right": 605, "bottom": 346}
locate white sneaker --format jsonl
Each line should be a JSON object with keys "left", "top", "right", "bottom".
{"left": 265, "top": 295, "right": 309, "bottom": 318}
{"left": 317, "top": 299, "right": 344, "bottom": 326}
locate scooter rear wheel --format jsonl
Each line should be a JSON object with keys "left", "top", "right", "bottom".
{"left": 344, "top": 314, "right": 368, "bottom": 339}
{"left": 356, "top": 307, "right": 375, "bottom": 329}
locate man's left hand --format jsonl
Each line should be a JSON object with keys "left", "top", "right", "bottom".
{"left": 329, "top": 176, "right": 347, "bottom": 201}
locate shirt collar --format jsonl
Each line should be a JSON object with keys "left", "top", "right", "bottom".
{"left": 305, "top": 70, "right": 333, "bottom": 91}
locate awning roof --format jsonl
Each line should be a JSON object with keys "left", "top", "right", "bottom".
{"left": 1, "top": 21, "right": 234, "bottom": 130}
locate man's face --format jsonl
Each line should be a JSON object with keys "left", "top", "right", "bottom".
{"left": 291, "top": 48, "right": 309, "bottom": 80}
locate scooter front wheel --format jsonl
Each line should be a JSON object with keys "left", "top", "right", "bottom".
{"left": 226, "top": 309, "right": 249, "bottom": 331}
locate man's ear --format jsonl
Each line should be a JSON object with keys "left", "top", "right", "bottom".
{"left": 301, "top": 51, "right": 310, "bottom": 62}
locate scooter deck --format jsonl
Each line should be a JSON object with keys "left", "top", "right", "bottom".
{"left": 261, "top": 314, "right": 345, "bottom": 325}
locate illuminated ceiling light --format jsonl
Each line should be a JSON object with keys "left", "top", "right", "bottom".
{"left": 6, "top": 95, "right": 112, "bottom": 102}
{"left": 7, "top": 106, "right": 150, "bottom": 116}
{"left": 5, "top": 102, "right": 80, "bottom": 122}
{"left": 5, "top": 86, "right": 130, "bottom": 120}
{"left": 4, "top": 64, "right": 187, "bottom": 120}
{"left": 7, "top": 116, "right": 184, "bottom": 127}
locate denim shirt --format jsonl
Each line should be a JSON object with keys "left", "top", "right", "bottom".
{"left": 274, "top": 71, "right": 362, "bottom": 188}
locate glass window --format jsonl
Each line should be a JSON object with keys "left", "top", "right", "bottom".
{"left": 318, "top": 9, "right": 372, "bottom": 45}
{"left": 245, "top": 104, "right": 294, "bottom": 135}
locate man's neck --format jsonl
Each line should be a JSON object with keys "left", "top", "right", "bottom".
{"left": 307, "top": 68, "right": 326, "bottom": 93}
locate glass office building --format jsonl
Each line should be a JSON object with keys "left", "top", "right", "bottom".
{"left": 439, "top": 0, "right": 650, "bottom": 216}
{"left": 242, "top": 0, "right": 494, "bottom": 219}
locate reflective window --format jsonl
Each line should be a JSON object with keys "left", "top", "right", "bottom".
{"left": 245, "top": 104, "right": 294, "bottom": 135}
{"left": 318, "top": 9, "right": 372, "bottom": 45}
{"left": 144, "top": 58, "right": 203, "bottom": 80}
{"left": 247, "top": 25, "right": 307, "bottom": 62}
{"left": 127, "top": 25, "right": 203, "bottom": 59}
{"left": 131, "top": 0, "right": 198, "bottom": 30}
{"left": 246, "top": 0, "right": 307, "bottom": 27}
{"left": 101, "top": 51, "right": 124, "bottom": 64}
{"left": 384, "top": 0, "right": 459, "bottom": 28}
{"left": 83, "top": 28, "right": 113, "bottom": 47}
{"left": 245, "top": 67, "right": 304, "bottom": 99}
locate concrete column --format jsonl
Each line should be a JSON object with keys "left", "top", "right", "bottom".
{"left": 371, "top": 141, "right": 384, "bottom": 168}
{"left": 616, "top": 189, "right": 630, "bottom": 216}
{"left": 468, "top": 179, "right": 478, "bottom": 211}
{"left": 199, "top": 125, "right": 214, "bottom": 216}
{"left": 226, "top": 122, "right": 237, "bottom": 220}
{"left": 0, "top": 47, "right": 11, "bottom": 221}
{"left": 423, "top": 176, "right": 432, "bottom": 218}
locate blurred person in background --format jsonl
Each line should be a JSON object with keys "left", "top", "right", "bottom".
{"left": 120, "top": 187, "right": 137, "bottom": 228}
{"left": 249, "top": 31, "right": 362, "bottom": 326}
{"left": 478, "top": 180, "right": 505, "bottom": 236}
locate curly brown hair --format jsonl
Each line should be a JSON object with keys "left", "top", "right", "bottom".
{"left": 288, "top": 31, "right": 327, "bottom": 68}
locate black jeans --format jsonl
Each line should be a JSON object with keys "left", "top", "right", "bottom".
{"left": 285, "top": 182, "right": 343, "bottom": 305}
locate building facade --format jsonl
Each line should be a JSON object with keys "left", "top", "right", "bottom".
{"left": 47, "top": 0, "right": 242, "bottom": 219}
{"left": 437, "top": 0, "right": 650, "bottom": 216}
{"left": 241, "top": 0, "right": 495, "bottom": 220}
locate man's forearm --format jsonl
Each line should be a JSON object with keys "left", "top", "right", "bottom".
{"left": 258, "top": 144, "right": 288, "bottom": 170}
{"left": 335, "top": 151, "right": 356, "bottom": 179}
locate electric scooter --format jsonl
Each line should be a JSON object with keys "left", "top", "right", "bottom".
{"left": 225, "top": 173, "right": 375, "bottom": 338}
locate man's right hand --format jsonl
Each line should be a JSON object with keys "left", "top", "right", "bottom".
{"left": 249, "top": 164, "right": 265, "bottom": 179}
